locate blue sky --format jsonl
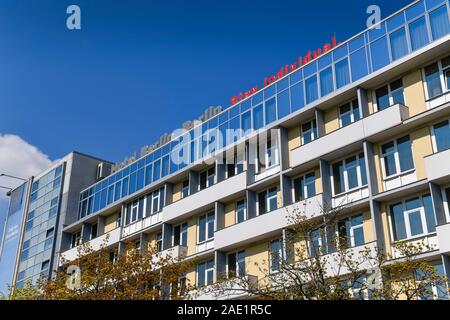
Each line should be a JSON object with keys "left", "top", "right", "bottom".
{"left": 0, "top": 0, "right": 412, "bottom": 164}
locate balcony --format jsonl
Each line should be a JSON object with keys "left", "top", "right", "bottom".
{"left": 122, "top": 212, "right": 163, "bottom": 238}
{"left": 426, "top": 91, "right": 450, "bottom": 110}
{"left": 215, "top": 194, "right": 324, "bottom": 251}
{"left": 391, "top": 234, "right": 439, "bottom": 259}
{"left": 437, "top": 223, "right": 450, "bottom": 255}
{"left": 425, "top": 149, "right": 450, "bottom": 184}
{"left": 153, "top": 245, "right": 188, "bottom": 263}
{"left": 163, "top": 173, "right": 247, "bottom": 222}
{"left": 192, "top": 275, "right": 258, "bottom": 300}
{"left": 290, "top": 104, "right": 408, "bottom": 167}
{"left": 60, "top": 227, "right": 122, "bottom": 264}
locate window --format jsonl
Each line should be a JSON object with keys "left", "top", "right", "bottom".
{"left": 309, "top": 227, "right": 330, "bottom": 257}
{"left": 41, "top": 260, "right": 50, "bottom": 272}
{"left": 416, "top": 264, "right": 449, "bottom": 300}
{"left": 293, "top": 172, "right": 316, "bottom": 202}
{"left": 228, "top": 250, "right": 246, "bottom": 278}
{"left": 301, "top": 119, "right": 318, "bottom": 144}
{"left": 332, "top": 153, "right": 367, "bottom": 195}
{"left": 199, "top": 168, "right": 215, "bottom": 191}
{"left": 409, "top": 16, "right": 429, "bottom": 50}
{"left": 146, "top": 188, "right": 164, "bottom": 215}
{"left": 258, "top": 187, "right": 278, "bottom": 215}
{"left": 173, "top": 223, "right": 188, "bottom": 247}
{"left": 429, "top": 5, "right": 450, "bottom": 41}
{"left": 197, "top": 260, "right": 214, "bottom": 287}
{"left": 156, "top": 232, "right": 163, "bottom": 252}
{"left": 432, "top": 120, "right": 450, "bottom": 152}
{"left": 338, "top": 215, "right": 365, "bottom": 248}
{"left": 198, "top": 212, "right": 215, "bottom": 243}
{"left": 71, "top": 231, "right": 81, "bottom": 248}
{"left": 125, "top": 201, "right": 139, "bottom": 225}
{"left": 305, "top": 75, "right": 318, "bottom": 103}
{"left": 181, "top": 180, "right": 189, "bottom": 198}
{"left": 320, "top": 67, "right": 334, "bottom": 97}
{"left": 335, "top": 58, "right": 350, "bottom": 89}
{"left": 390, "top": 194, "right": 437, "bottom": 241}
{"left": 236, "top": 200, "right": 247, "bottom": 224}
{"left": 265, "top": 97, "right": 277, "bottom": 125}
{"left": 424, "top": 62, "right": 443, "bottom": 99}
{"left": 339, "top": 99, "right": 360, "bottom": 127}
{"left": 256, "top": 137, "right": 279, "bottom": 173}
{"left": 90, "top": 223, "right": 97, "bottom": 240}
{"left": 270, "top": 240, "right": 283, "bottom": 272}
{"left": 375, "top": 79, "right": 404, "bottom": 111}
{"left": 381, "top": 136, "right": 414, "bottom": 178}
{"left": 253, "top": 104, "right": 264, "bottom": 130}
{"left": 390, "top": 27, "right": 409, "bottom": 60}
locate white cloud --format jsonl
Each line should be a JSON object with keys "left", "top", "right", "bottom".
{"left": 0, "top": 134, "right": 52, "bottom": 200}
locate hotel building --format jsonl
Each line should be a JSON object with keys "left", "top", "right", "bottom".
{"left": 1, "top": 0, "right": 450, "bottom": 299}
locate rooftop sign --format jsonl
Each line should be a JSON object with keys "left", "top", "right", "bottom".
{"left": 230, "top": 35, "right": 338, "bottom": 105}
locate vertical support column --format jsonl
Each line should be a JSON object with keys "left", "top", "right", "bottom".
{"left": 319, "top": 159, "right": 332, "bottom": 210}
{"left": 278, "top": 126, "right": 290, "bottom": 171}
{"left": 315, "top": 108, "right": 326, "bottom": 138}
{"left": 215, "top": 250, "right": 227, "bottom": 281}
{"left": 357, "top": 87, "right": 370, "bottom": 118}
{"left": 189, "top": 170, "right": 199, "bottom": 195}
{"left": 216, "top": 156, "right": 226, "bottom": 183}
{"left": 281, "top": 174, "right": 293, "bottom": 206}
{"left": 370, "top": 200, "right": 385, "bottom": 250}
{"left": 140, "top": 233, "right": 149, "bottom": 253}
{"left": 246, "top": 139, "right": 257, "bottom": 184}
{"left": 430, "top": 182, "right": 447, "bottom": 226}
{"left": 164, "top": 182, "right": 173, "bottom": 206}
{"left": 118, "top": 241, "right": 126, "bottom": 254}
{"left": 246, "top": 190, "right": 257, "bottom": 219}
{"left": 81, "top": 222, "right": 91, "bottom": 242}
{"left": 364, "top": 141, "right": 385, "bottom": 250}
{"left": 364, "top": 141, "right": 379, "bottom": 195}
{"left": 97, "top": 216, "right": 106, "bottom": 237}
{"left": 162, "top": 223, "right": 173, "bottom": 250}
{"left": 215, "top": 201, "right": 225, "bottom": 231}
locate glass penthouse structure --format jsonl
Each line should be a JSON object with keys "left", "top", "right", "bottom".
{"left": 3, "top": 0, "right": 450, "bottom": 299}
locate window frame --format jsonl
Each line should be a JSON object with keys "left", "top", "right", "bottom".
{"left": 388, "top": 195, "right": 437, "bottom": 242}
{"left": 197, "top": 260, "right": 215, "bottom": 287}
{"left": 380, "top": 136, "right": 415, "bottom": 180}
{"left": 430, "top": 118, "right": 450, "bottom": 153}
{"left": 258, "top": 187, "right": 278, "bottom": 215}
{"left": 181, "top": 179, "right": 190, "bottom": 199}
{"left": 330, "top": 153, "right": 367, "bottom": 196}
{"left": 173, "top": 222, "right": 188, "bottom": 247}
{"left": 227, "top": 250, "right": 246, "bottom": 278}
{"left": 338, "top": 98, "right": 361, "bottom": 128}
{"left": 301, "top": 119, "right": 318, "bottom": 145}
{"left": 197, "top": 212, "right": 215, "bottom": 244}
{"left": 373, "top": 78, "right": 405, "bottom": 112}
{"left": 235, "top": 199, "right": 247, "bottom": 224}
{"left": 292, "top": 171, "right": 317, "bottom": 202}
{"left": 422, "top": 55, "right": 450, "bottom": 101}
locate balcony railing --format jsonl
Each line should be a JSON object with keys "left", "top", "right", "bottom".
{"left": 215, "top": 194, "right": 324, "bottom": 251}
{"left": 436, "top": 223, "right": 450, "bottom": 254}
{"left": 164, "top": 172, "right": 247, "bottom": 222}
{"left": 425, "top": 149, "right": 450, "bottom": 183}
{"left": 290, "top": 104, "right": 409, "bottom": 167}
{"left": 60, "top": 227, "right": 122, "bottom": 264}
{"left": 191, "top": 275, "right": 258, "bottom": 300}
{"left": 122, "top": 211, "right": 163, "bottom": 238}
